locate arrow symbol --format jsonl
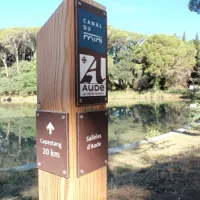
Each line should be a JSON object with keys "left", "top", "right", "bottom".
{"left": 46, "top": 122, "right": 55, "bottom": 135}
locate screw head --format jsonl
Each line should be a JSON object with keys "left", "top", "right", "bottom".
{"left": 80, "top": 99, "right": 83, "bottom": 103}
{"left": 80, "top": 169, "right": 84, "bottom": 174}
{"left": 37, "top": 102, "right": 42, "bottom": 110}
{"left": 36, "top": 113, "right": 40, "bottom": 117}
{"left": 105, "top": 112, "right": 108, "bottom": 116}
{"left": 78, "top": 2, "right": 82, "bottom": 6}
{"left": 80, "top": 115, "right": 84, "bottom": 119}
{"left": 61, "top": 115, "right": 65, "bottom": 120}
{"left": 62, "top": 170, "right": 67, "bottom": 175}
{"left": 105, "top": 160, "right": 108, "bottom": 164}
{"left": 38, "top": 162, "right": 41, "bottom": 166}
{"left": 104, "top": 12, "right": 106, "bottom": 16}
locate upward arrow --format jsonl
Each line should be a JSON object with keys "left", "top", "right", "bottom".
{"left": 46, "top": 122, "right": 55, "bottom": 135}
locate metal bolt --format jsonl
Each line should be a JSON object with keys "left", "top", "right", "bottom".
{"left": 105, "top": 160, "right": 108, "bottom": 164}
{"left": 62, "top": 170, "right": 67, "bottom": 175}
{"left": 36, "top": 113, "right": 40, "bottom": 117}
{"left": 80, "top": 169, "right": 84, "bottom": 174}
{"left": 80, "top": 99, "right": 83, "bottom": 103}
{"left": 105, "top": 97, "right": 107, "bottom": 101}
{"left": 80, "top": 115, "right": 84, "bottom": 119}
{"left": 105, "top": 112, "right": 108, "bottom": 116}
{"left": 104, "top": 12, "right": 106, "bottom": 16}
{"left": 38, "top": 162, "right": 41, "bottom": 166}
{"left": 61, "top": 115, "right": 65, "bottom": 120}
{"left": 78, "top": 2, "right": 82, "bottom": 6}
{"left": 37, "top": 101, "right": 42, "bottom": 110}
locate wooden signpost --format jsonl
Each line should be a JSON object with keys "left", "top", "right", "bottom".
{"left": 36, "top": 0, "right": 107, "bottom": 199}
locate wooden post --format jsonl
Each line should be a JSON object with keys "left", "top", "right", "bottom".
{"left": 37, "top": 0, "right": 107, "bottom": 199}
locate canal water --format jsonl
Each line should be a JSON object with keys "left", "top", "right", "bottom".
{"left": 0, "top": 102, "right": 190, "bottom": 169}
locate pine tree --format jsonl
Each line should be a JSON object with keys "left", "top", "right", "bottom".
{"left": 194, "top": 32, "right": 200, "bottom": 47}
{"left": 182, "top": 31, "right": 186, "bottom": 41}
{"left": 190, "top": 33, "right": 200, "bottom": 87}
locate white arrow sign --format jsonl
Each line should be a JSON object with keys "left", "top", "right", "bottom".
{"left": 46, "top": 122, "right": 55, "bottom": 135}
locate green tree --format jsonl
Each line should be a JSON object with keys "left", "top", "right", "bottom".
{"left": 194, "top": 32, "right": 199, "bottom": 45}
{"left": 189, "top": 0, "right": 200, "bottom": 13}
{"left": 0, "top": 59, "right": 36, "bottom": 95}
{"left": 133, "top": 34, "right": 196, "bottom": 89}
{"left": 190, "top": 34, "right": 200, "bottom": 85}
{"left": 0, "top": 44, "right": 9, "bottom": 77}
{"left": 5, "top": 31, "right": 31, "bottom": 73}
{"left": 109, "top": 48, "right": 135, "bottom": 90}
{"left": 182, "top": 31, "right": 186, "bottom": 41}
{"left": 0, "top": 28, "right": 38, "bottom": 72}
{"left": 107, "top": 25, "right": 145, "bottom": 61}
{"left": 107, "top": 26, "right": 146, "bottom": 90}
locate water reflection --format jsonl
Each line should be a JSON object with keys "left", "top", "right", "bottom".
{"left": 0, "top": 117, "right": 36, "bottom": 168}
{"left": 108, "top": 103, "right": 189, "bottom": 147}
{"left": 0, "top": 102, "right": 190, "bottom": 168}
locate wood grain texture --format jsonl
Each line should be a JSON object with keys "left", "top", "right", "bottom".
{"left": 37, "top": 0, "right": 107, "bottom": 199}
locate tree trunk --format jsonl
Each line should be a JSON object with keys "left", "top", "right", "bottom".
{"left": 2, "top": 58, "right": 8, "bottom": 77}
{"left": 16, "top": 49, "right": 19, "bottom": 73}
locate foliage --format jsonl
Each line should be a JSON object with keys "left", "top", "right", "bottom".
{"left": 109, "top": 48, "right": 136, "bottom": 90}
{"left": 190, "top": 34, "right": 200, "bottom": 85}
{"left": 0, "top": 27, "right": 40, "bottom": 42}
{"left": 182, "top": 31, "right": 186, "bottom": 41}
{"left": 133, "top": 34, "right": 196, "bottom": 89}
{"left": 188, "top": 0, "right": 200, "bottom": 13}
{"left": 108, "top": 33, "right": 197, "bottom": 91}
{"left": 188, "top": 101, "right": 200, "bottom": 129}
{"left": 146, "top": 123, "right": 161, "bottom": 137}
{"left": 107, "top": 25, "right": 145, "bottom": 62}
{"left": 0, "top": 26, "right": 198, "bottom": 95}
{"left": 0, "top": 27, "right": 38, "bottom": 95}
{"left": 0, "top": 60, "right": 36, "bottom": 95}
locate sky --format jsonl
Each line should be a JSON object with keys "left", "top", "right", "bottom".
{"left": 0, "top": 0, "right": 199, "bottom": 40}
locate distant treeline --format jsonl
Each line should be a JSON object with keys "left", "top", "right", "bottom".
{"left": 0, "top": 27, "right": 38, "bottom": 95}
{"left": 0, "top": 26, "right": 200, "bottom": 95}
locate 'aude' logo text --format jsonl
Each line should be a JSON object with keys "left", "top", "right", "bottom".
{"left": 80, "top": 54, "right": 106, "bottom": 97}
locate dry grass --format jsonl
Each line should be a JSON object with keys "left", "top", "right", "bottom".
{"left": 0, "top": 170, "right": 38, "bottom": 200}
{"left": 0, "top": 96, "right": 37, "bottom": 104}
{"left": 107, "top": 91, "right": 186, "bottom": 108}
{"left": 0, "top": 91, "right": 183, "bottom": 106}
{"left": 108, "top": 130, "right": 200, "bottom": 200}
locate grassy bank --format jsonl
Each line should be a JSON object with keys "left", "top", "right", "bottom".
{"left": 108, "top": 90, "right": 183, "bottom": 101}
{"left": 0, "top": 90, "right": 188, "bottom": 105}
{"left": 0, "top": 96, "right": 37, "bottom": 104}
{"left": 107, "top": 90, "right": 189, "bottom": 107}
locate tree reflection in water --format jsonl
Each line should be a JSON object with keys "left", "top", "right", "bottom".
{"left": 0, "top": 117, "right": 36, "bottom": 168}
{"left": 108, "top": 102, "right": 190, "bottom": 147}
{"left": 0, "top": 102, "right": 190, "bottom": 169}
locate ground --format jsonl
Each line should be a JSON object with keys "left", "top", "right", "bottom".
{"left": 108, "top": 130, "right": 200, "bottom": 200}
{"left": 1, "top": 130, "right": 200, "bottom": 200}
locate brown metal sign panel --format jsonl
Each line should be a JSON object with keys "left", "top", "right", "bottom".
{"left": 36, "top": 111, "right": 69, "bottom": 178}
{"left": 77, "top": 110, "right": 108, "bottom": 177}
{"left": 75, "top": 1, "right": 108, "bottom": 106}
